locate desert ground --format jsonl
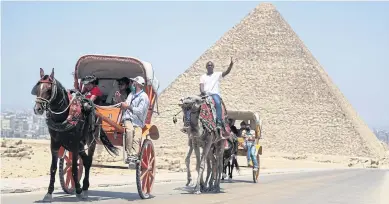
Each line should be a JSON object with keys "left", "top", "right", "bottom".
{"left": 1, "top": 138, "right": 388, "bottom": 179}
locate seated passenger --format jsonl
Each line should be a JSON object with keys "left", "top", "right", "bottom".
{"left": 81, "top": 75, "right": 103, "bottom": 105}
{"left": 114, "top": 77, "right": 133, "bottom": 103}
{"left": 106, "top": 77, "right": 134, "bottom": 104}
{"left": 238, "top": 121, "right": 247, "bottom": 137}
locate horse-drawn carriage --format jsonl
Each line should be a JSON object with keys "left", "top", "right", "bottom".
{"left": 57, "top": 55, "right": 160, "bottom": 199}
{"left": 226, "top": 110, "right": 263, "bottom": 183}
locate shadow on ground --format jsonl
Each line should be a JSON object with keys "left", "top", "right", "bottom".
{"left": 33, "top": 190, "right": 142, "bottom": 203}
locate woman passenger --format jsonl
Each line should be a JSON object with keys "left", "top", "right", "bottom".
{"left": 113, "top": 77, "right": 133, "bottom": 103}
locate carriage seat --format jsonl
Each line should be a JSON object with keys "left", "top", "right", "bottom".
{"left": 95, "top": 106, "right": 123, "bottom": 133}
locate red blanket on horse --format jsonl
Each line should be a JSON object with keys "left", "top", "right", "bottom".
{"left": 66, "top": 92, "right": 83, "bottom": 126}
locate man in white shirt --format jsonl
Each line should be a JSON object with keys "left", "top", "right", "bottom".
{"left": 200, "top": 57, "right": 234, "bottom": 129}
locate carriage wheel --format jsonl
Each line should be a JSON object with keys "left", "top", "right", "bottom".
{"left": 136, "top": 139, "right": 156, "bottom": 199}
{"left": 59, "top": 151, "right": 84, "bottom": 194}
{"left": 253, "top": 154, "right": 260, "bottom": 183}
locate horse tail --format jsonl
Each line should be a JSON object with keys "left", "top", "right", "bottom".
{"left": 99, "top": 128, "right": 119, "bottom": 156}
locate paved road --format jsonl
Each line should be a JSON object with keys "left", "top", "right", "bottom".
{"left": 1, "top": 169, "right": 388, "bottom": 204}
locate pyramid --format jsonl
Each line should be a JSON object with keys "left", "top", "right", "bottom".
{"left": 152, "top": 3, "right": 385, "bottom": 158}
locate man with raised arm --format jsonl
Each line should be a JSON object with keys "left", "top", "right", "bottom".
{"left": 200, "top": 57, "right": 234, "bottom": 130}
{"left": 120, "top": 76, "right": 150, "bottom": 165}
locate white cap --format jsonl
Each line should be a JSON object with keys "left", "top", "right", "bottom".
{"left": 131, "top": 76, "right": 145, "bottom": 86}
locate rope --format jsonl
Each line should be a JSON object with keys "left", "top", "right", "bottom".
{"left": 47, "top": 97, "right": 75, "bottom": 115}
{"left": 95, "top": 103, "right": 121, "bottom": 108}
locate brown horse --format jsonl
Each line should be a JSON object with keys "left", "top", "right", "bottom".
{"left": 31, "top": 68, "right": 118, "bottom": 202}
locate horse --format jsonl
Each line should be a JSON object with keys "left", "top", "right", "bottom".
{"left": 31, "top": 68, "right": 119, "bottom": 202}
{"left": 222, "top": 126, "right": 240, "bottom": 181}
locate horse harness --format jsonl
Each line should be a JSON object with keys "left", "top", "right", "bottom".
{"left": 35, "top": 77, "right": 96, "bottom": 135}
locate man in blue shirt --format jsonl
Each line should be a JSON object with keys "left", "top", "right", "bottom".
{"left": 120, "top": 76, "right": 150, "bottom": 164}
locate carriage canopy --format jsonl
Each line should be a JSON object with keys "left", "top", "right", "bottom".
{"left": 227, "top": 110, "right": 261, "bottom": 130}
{"left": 74, "top": 54, "right": 160, "bottom": 125}
{"left": 74, "top": 55, "right": 159, "bottom": 93}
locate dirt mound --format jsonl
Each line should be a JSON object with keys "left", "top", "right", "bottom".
{"left": 1, "top": 139, "right": 34, "bottom": 159}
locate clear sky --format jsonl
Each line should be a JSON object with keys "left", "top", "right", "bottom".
{"left": 1, "top": 1, "right": 388, "bottom": 130}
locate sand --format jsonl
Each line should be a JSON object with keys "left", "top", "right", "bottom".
{"left": 1, "top": 138, "right": 388, "bottom": 179}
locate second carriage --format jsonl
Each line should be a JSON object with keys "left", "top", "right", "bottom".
{"left": 227, "top": 110, "right": 263, "bottom": 183}
{"left": 57, "top": 54, "right": 160, "bottom": 199}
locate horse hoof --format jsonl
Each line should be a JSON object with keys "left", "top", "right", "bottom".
{"left": 185, "top": 179, "right": 192, "bottom": 186}
{"left": 76, "top": 192, "right": 84, "bottom": 199}
{"left": 194, "top": 190, "right": 201, "bottom": 195}
{"left": 81, "top": 190, "right": 88, "bottom": 200}
{"left": 42, "top": 193, "right": 53, "bottom": 203}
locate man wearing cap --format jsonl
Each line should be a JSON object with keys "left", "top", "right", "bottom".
{"left": 200, "top": 57, "right": 234, "bottom": 129}
{"left": 120, "top": 76, "right": 150, "bottom": 164}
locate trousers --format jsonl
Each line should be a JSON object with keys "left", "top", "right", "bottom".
{"left": 210, "top": 94, "right": 222, "bottom": 124}
{"left": 123, "top": 120, "right": 142, "bottom": 156}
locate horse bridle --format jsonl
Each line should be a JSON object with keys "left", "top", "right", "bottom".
{"left": 35, "top": 77, "right": 59, "bottom": 112}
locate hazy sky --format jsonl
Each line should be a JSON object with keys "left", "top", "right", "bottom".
{"left": 1, "top": 1, "right": 388, "bottom": 129}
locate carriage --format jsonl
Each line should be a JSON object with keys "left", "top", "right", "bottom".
{"left": 57, "top": 54, "right": 160, "bottom": 199}
{"left": 227, "top": 110, "right": 263, "bottom": 183}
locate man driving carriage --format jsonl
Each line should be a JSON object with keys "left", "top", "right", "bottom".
{"left": 199, "top": 57, "right": 234, "bottom": 129}
{"left": 119, "top": 76, "right": 150, "bottom": 164}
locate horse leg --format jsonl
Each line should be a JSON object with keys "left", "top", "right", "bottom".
{"left": 42, "top": 140, "right": 61, "bottom": 202}
{"left": 72, "top": 148, "right": 83, "bottom": 198}
{"left": 185, "top": 139, "right": 193, "bottom": 186}
{"left": 221, "top": 154, "right": 227, "bottom": 181}
{"left": 226, "top": 159, "right": 232, "bottom": 180}
{"left": 78, "top": 141, "right": 95, "bottom": 199}
{"left": 228, "top": 156, "right": 235, "bottom": 179}
{"left": 194, "top": 137, "right": 212, "bottom": 194}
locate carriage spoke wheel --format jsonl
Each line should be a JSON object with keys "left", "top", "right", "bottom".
{"left": 253, "top": 154, "right": 260, "bottom": 183}
{"left": 59, "top": 151, "right": 84, "bottom": 194}
{"left": 136, "top": 139, "right": 156, "bottom": 199}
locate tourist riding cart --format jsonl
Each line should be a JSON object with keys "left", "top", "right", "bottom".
{"left": 227, "top": 110, "right": 263, "bottom": 183}
{"left": 57, "top": 55, "right": 160, "bottom": 199}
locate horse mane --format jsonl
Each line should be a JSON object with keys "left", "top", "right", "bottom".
{"left": 53, "top": 78, "right": 65, "bottom": 92}
{"left": 45, "top": 75, "right": 67, "bottom": 103}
